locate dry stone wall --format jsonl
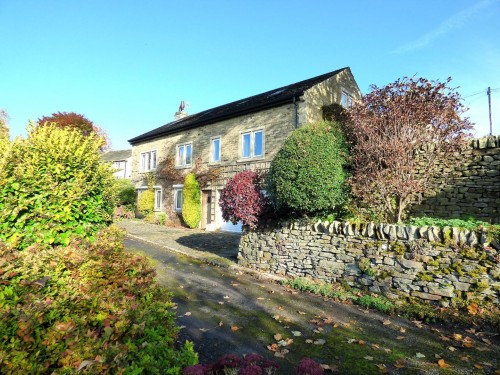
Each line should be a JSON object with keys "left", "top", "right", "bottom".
{"left": 238, "top": 220, "right": 500, "bottom": 305}
{"left": 411, "top": 135, "right": 500, "bottom": 223}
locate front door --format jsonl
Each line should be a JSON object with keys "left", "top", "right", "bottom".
{"left": 201, "top": 191, "right": 212, "bottom": 229}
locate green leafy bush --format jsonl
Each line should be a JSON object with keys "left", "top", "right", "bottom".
{"left": 0, "top": 225, "right": 198, "bottom": 373}
{"left": 408, "top": 216, "right": 498, "bottom": 231}
{"left": 115, "top": 178, "right": 137, "bottom": 208}
{"left": 267, "top": 121, "right": 349, "bottom": 216}
{"left": 182, "top": 173, "right": 201, "bottom": 229}
{"left": 0, "top": 123, "right": 116, "bottom": 249}
{"left": 138, "top": 189, "right": 155, "bottom": 216}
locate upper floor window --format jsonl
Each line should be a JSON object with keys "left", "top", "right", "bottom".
{"left": 140, "top": 150, "right": 157, "bottom": 172}
{"left": 341, "top": 91, "right": 354, "bottom": 108}
{"left": 176, "top": 143, "right": 192, "bottom": 167}
{"left": 211, "top": 136, "right": 221, "bottom": 163}
{"left": 241, "top": 129, "right": 263, "bottom": 159}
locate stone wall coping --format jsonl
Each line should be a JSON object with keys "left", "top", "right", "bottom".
{"left": 471, "top": 135, "right": 499, "bottom": 149}
{"left": 272, "top": 219, "right": 498, "bottom": 249}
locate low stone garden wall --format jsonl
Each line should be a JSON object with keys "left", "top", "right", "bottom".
{"left": 238, "top": 220, "right": 500, "bottom": 305}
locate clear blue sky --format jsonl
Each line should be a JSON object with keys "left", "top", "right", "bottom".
{"left": 1, "top": 0, "right": 499, "bottom": 149}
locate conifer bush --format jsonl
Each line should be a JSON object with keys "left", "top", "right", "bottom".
{"left": 137, "top": 189, "right": 155, "bottom": 216}
{"left": 219, "top": 170, "right": 270, "bottom": 229}
{"left": 266, "top": 121, "right": 349, "bottom": 216}
{"left": 182, "top": 173, "right": 201, "bottom": 228}
{"left": 0, "top": 123, "right": 115, "bottom": 249}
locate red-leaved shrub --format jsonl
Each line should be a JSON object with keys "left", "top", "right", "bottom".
{"left": 296, "top": 357, "right": 324, "bottom": 375}
{"left": 219, "top": 170, "right": 271, "bottom": 229}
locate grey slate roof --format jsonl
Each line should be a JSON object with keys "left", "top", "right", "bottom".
{"left": 128, "top": 67, "right": 348, "bottom": 145}
{"left": 101, "top": 149, "right": 132, "bottom": 162}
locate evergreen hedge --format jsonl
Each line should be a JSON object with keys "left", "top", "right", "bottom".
{"left": 182, "top": 173, "right": 201, "bottom": 228}
{"left": 266, "top": 121, "right": 349, "bottom": 216}
{"left": 137, "top": 190, "right": 155, "bottom": 216}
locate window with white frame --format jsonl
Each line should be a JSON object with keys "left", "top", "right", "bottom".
{"left": 137, "top": 186, "right": 162, "bottom": 211}
{"left": 140, "top": 150, "right": 157, "bottom": 172}
{"left": 211, "top": 136, "right": 221, "bottom": 163}
{"left": 155, "top": 188, "right": 162, "bottom": 211}
{"left": 241, "top": 129, "right": 263, "bottom": 159}
{"left": 173, "top": 185, "right": 183, "bottom": 211}
{"left": 176, "top": 143, "right": 192, "bottom": 167}
{"left": 341, "top": 91, "right": 354, "bottom": 108}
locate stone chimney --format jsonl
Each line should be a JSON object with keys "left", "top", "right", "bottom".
{"left": 174, "top": 100, "right": 188, "bottom": 120}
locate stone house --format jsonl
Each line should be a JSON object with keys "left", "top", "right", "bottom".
{"left": 101, "top": 149, "right": 132, "bottom": 179}
{"left": 128, "top": 67, "right": 361, "bottom": 231}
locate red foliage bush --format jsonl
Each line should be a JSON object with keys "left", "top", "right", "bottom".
{"left": 219, "top": 170, "right": 270, "bottom": 229}
{"left": 296, "top": 357, "right": 324, "bottom": 375}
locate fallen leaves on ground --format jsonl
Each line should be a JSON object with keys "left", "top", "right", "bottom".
{"left": 467, "top": 303, "right": 479, "bottom": 315}
{"left": 394, "top": 359, "right": 406, "bottom": 369}
{"left": 320, "top": 364, "right": 338, "bottom": 372}
{"left": 462, "top": 337, "right": 474, "bottom": 348}
{"left": 274, "top": 349, "right": 289, "bottom": 358}
{"left": 230, "top": 325, "right": 239, "bottom": 331}
{"left": 277, "top": 338, "right": 293, "bottom": 347}
{"left": 411, "top": 320, "right": 424, "bottom": 329}
{"left": 437, "top": 359, "right": 451, "bottom": 368}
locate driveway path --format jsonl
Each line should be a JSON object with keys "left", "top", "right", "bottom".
{"left": 119, "top": 220, "right": 499, "bottom": 374}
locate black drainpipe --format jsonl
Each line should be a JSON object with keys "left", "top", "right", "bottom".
{"left": 293, "top": 96, "right": 299, "bottom": 128}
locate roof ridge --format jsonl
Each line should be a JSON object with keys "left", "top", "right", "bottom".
{"left": 129, "top": 67, "right": 349, "bottom": 144}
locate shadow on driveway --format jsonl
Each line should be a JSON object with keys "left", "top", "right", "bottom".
{"left": 175, "top": 231, "right": 241, "bottom": 260}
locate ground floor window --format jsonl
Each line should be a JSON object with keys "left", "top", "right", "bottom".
{"left": 173, "top": 185, "right": 183, "bottom": 212}
{"left": 137, "top": 186, "right": 162, "bottom": 211}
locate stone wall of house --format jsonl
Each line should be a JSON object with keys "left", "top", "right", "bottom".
{"left": 411, "top": 135, "right": 500, "bottom": 223}
{"left": 239, "top": 220, "right": 500, "bottom": 304}
{"left": 130, "top": 71, "right": 360, "bottom": 223}
{"left": 303, "top": 68, "right": 361, "bottom": 124}
{"left": 131, "top": 103, "right": 300, "bottom": 222}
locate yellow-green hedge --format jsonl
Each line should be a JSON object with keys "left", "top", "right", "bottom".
{"left": 182, "top": 173, "right": 201, "bottom": 228}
